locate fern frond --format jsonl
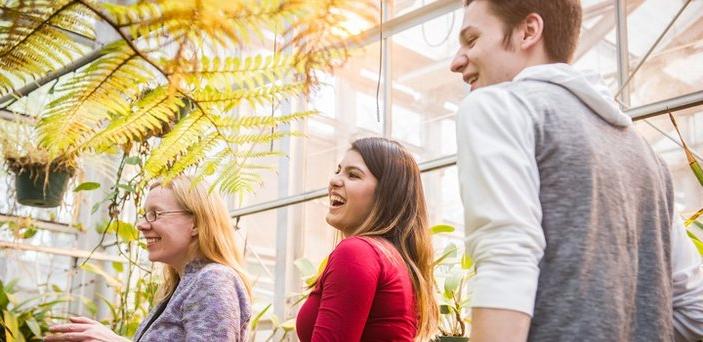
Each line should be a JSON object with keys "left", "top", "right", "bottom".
{"left": 81, "top": 87, "right": 181, "bottom": 150}
{"left": 213, "top": 166, "right": 266, "bottom": 194}
{"left": 214, "top": 110, "right": 317, "bottom": 130}
{"left": 193, "top": 83, "right": 307, "bottom": 110}
{"left": 223, "top": 130, "right": 300, "bottom": 145}
{"left": 158, "top": 134, "right": 220, "bottom": 183}
{"left": 142, "top": 109, "right": 211, "bottom": 178}
{"left": 0, "top": 0, "right": 96, "bottom": 95}
{"left": 37, "top": 40, "right": 159, "bottom": 156}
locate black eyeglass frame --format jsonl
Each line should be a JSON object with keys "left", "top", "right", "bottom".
{"left": 141, "top": 210, "right": 191, "bottom": 223}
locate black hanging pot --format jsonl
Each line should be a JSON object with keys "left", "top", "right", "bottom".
{"left": 436, "top": 337, "right": 469, "bottom": 342}
{"left": 14, "top": 167, "right": 71, "bottom": 208}
{"left": 9, "top": 157, "right": 74, "bottom": 208}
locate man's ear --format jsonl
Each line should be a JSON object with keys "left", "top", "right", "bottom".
{"left": 519, "top": 13, "right": 545, "bottom": 50}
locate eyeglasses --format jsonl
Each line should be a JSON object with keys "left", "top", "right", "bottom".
{"left": 141, "top": 210, "right": 191, "bottom": 223}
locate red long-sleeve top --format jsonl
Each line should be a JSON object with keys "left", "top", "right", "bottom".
{"left": 296, "top": 236, "right": 418, "bottom": 342}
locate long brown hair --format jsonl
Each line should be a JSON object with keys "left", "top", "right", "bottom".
{"left": 349, "top": 137, "right": 438, "bottom": 340}
{"left": 150, "top": 176, "right": 252, "bottom": 303}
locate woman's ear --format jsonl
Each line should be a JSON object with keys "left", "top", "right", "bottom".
{"left": 191, "top": 226, "right": 198, "bottom": 237}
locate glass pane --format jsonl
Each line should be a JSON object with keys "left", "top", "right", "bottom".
{"left": 635, "top": 106, "right": 703, "bottom": 222}
{"left": 626, "top": 0, "right": 703, "bottom": 106}
{"left": 390, "top": 8, "right": 468, "bottom": 161}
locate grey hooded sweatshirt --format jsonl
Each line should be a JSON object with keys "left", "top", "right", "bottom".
{"left": 456, "top": 63, "right": 703, "bottom": 341}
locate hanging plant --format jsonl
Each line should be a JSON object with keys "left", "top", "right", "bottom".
{"left": 6, "top": 152, "right": 76, "bottom": 208}
{"left": 0, "top": 0, "right": 377, "bottom": 195}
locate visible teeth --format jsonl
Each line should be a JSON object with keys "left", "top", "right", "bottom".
{"left": 329, "top": 194, "right": 345, "bottom": 205}
{"left": 146, "top": 237, "right": 160, "bottom": 243}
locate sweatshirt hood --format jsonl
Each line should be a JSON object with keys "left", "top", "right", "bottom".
{"left": 513, "top": 63, "right": 632, "bottom": 127}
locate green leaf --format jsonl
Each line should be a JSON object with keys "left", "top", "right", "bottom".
{"left": 91, "top": 202, "right": 103, "bottom": 214}
{"left": 80, "top": 297, "right": 98, "bottom": 316}
{"left": 439, "top": 304, "right": 452, "bottom": 315}
{"left": 694, "top": 220, "right": 703, "bottom": 230}
{"left": 444, "top": 273, "right": 461, "bottom": 299}
{"left": 51, "top": 284, "right": 63, "bottom": 292}
{"left": 689, "top": 158, "right": 703, "bottom": 188}
{"left": 0, "top": 284, "right": 8, "bottom": 310}
{"left": 80, "top": 263, "right": 123, "bottom": 289}
{"left": 124, "top": 156, "right": 141, "bottom": 165}
{"left": 3, "top": 310, "right": 23, "bottom": 342}
{"left": 685, "top": 208, "right": 703, "bottom": 228}
{"left": 686, "top": 230, "right": 703, "bottom": 256}
{"left": 280, "top": 318, "right": 296, "bottom": 332}
{"left": 25, "top": 318, "right": 41, "bottom": 338}
{"left": 112, "top": 262, "right": 124, "bottom": 273}
{"left": 74, "top": 182, "right": 101, "bottom": 192}
{"left": 117, "top": 183, "right": 135, "bottom": 193}
{"left": 431, "top": 224, "right": 455, "bottom": 235}
{"left": 461, "top": 253, "right": 473, "bottom": 270}
{"left": 293, "top": 258, "right": 315, "bottom": 278}
{"left": 113, "top": 221, "right": 139, "bottom": 242}
{"left": 21, "top": 226, "right": 38, "bottom": 239}
{"left": 250, "top": 304, "right": 271, "bottom": 331}
{"left": 434, "top": 243, "right": 458, "bottom": 266}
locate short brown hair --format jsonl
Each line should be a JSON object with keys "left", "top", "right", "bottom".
{"left": 464, "top": 0, "right": 582, "bottom": 63}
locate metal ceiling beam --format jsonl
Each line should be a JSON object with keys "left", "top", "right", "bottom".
{"left": 0, "top": 213, "right": 78, "bottom": 234}
{"left": 0, "top": 48, "right": 105, "bottom": 105}
{"left": 229, "top": 154, "right": 458, "bottom": 218}
{"left": 628, "top": 90, "right": 703, "bottom": 120}
{"left": 0, "top": 108, "right": 35, "bottom": 124}
{"left": 229, "top": 91, "right": 703, "bottom": 219}
{"left": 0, "top": 240, "right": 125, "bottom": 262}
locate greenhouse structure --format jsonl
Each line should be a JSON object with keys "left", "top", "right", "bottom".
{"left": 0, "top": 0, "right": 702, "bottom": 341}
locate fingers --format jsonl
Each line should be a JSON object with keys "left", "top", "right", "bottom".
{"left": 68, "top": 316, "right": 98, "bottom": 324}
{"left": 44, "top": 332, "right": 89, "bottom": 341}
{"left": 49, "top": 323, "right": 87, "bottom": 333}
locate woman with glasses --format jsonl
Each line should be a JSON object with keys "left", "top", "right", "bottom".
{"left": 46, "top": 175, "right": 252, "bottom": 341}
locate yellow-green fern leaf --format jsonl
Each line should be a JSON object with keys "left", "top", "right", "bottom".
{"left": 82, "top": 87, "right": 182, "bottom": 151}
{"left": 38, "top": 40, "right": 158, "bottom": 156}
{"left": 143, "top": 109, "right": 211, "bottom": 178}
{"left": 0, "top": 0, "right": 95, "bottom": 94}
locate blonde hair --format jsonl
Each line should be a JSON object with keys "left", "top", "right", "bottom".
{"left": 150, "top": 175, "right": 252, "bottom": 302}
{"left": 349, "top": 137, "right": 439, "bottom": 340}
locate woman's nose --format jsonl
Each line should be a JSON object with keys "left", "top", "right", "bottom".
{"left": 136, "top": 220, "right": 150, "bottom": 231}
{"left": 329, "top": 174, "right": 343, "bottom": 188}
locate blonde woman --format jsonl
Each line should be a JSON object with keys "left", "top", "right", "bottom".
{"left": 47, "top": 176, "right": 252, "bottom": 341}
{"left": 296, "top": 137, "right": 438, "bottom": 341}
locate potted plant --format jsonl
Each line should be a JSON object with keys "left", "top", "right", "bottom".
{"left": 1, "top": 120, "right": 76, "bottom": 208}
{"left": 431, "top": 224, "right": 474, "bottom": 342}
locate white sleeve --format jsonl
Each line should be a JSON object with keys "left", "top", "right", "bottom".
{"left": 671, "top": 216, "right": 703, "bottom": 341}
{"left": 456, "top": 87, "right": 545, "bottom": 316}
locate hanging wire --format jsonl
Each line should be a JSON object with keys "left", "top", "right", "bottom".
{"left": 270, "top": 26, "right": 279, "bottom": 152}
{"left": 643, "top": 117, "right": 703, "bottom": 161}
{"left": 421, "top": 8, "right": 455, "bottom": 47}
{"left": 376, "top": 0, "right": 383, "bottom": 123}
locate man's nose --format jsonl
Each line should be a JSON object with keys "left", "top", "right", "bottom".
{"left": 450, "top": 53, "right": 468, "bottom": 73}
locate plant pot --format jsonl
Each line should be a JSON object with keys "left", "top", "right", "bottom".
{"left": 15, "top": 168, "right": 71, "bottom": 208}
{"left": 436, "top": 336, "right": 469, "bottom": 342}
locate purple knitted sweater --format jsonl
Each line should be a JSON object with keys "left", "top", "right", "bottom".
{"left": 133, "top": 260, "right": 251, "bottom": 341}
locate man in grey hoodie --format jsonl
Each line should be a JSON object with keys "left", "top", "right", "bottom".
{"left": 450, "top": 0, "right": 703, "bottom": 341}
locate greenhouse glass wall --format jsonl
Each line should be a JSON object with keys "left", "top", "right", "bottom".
{"left": 0, "top": 0, "right": 701, "bottom": 341}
